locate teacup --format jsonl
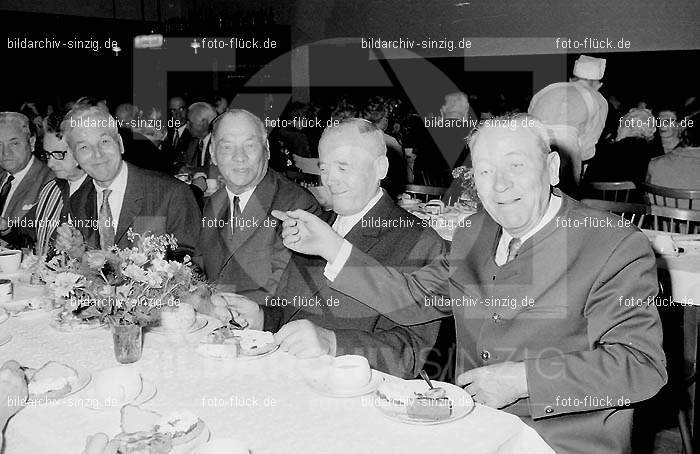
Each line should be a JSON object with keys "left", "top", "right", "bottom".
{"left": 327, "top": 355, "right": 371, "bottom": 390}
{"left": 652, "top": 234, "right": 678, "bottom": 255}
{"left": 0, "top": 250, "right": 22, "bottom": 273}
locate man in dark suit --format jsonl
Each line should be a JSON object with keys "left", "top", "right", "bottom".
{"left": 225, "top": 119, "right": 444, "bottom": 378}
{"left": 58, "top": 105, "right": 201, "bottom": 258}
{"left": 0, "top": 112, "right": 55, "bottom": 233}
{"left": 195, "top": 110, "right": 321, "bottom": 302}
{"left": 274, "top": 114, "right": 667, "bottom": 453}
{"left": 163, "top": 96, "right": 190, "bottom": 171}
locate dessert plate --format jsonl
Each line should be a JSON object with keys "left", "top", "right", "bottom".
{"left": 196, "top": 342, "right": 279, "bottom": 361}
{"left": 150, "top": 317, "right": 208, "bottom": 334}
{"left": 26, "top": 365, "right": 92, "bottom": 403}
{"left": 304, "top": 370, "right": 384, "bottom": 398}
{"left": 374, "top": 380, "right": 475, "bottom": 425}
{"left": 84, "top": 378, "right": 157, "bottom": 411}
{"left": 0, "top": 334, "right": 11, "bottom": 347}
{"left": 49, "top": 314, "right": 105, "bottom": 333}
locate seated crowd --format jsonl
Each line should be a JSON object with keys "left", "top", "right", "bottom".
{"left": 0, "top": 57, "right": 697, "bottom": 452}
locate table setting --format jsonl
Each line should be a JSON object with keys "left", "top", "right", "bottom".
{"left": 398, "top": 196, "right": 476, "bottom": 242}
{"left": 0, "top": 228, "right": 553, "bottom": 453}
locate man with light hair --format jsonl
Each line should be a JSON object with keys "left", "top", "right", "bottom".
{"left": 528, "top": 54, "right": 609, "bottom": 193}
{"left": 271, "top": 113, "right": 666, "bottom": 452}
{"left": 194, "top": 109, "right": 321, "bottom": 306}
{"left": 0, "top": 112, "right": 54, "bottom": 236}
{"left": 57, "top": 104, "right": 200, "bottom": 257}
{"left": 224, "top": 118, "right": 445, "bottom": 377}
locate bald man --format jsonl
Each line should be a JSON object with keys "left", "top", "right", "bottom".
{"left": 271, "top": 114, "right": 666, "bottom": 452}
{"left": 225, "top": 118, "right": 445, "bottom": 377}
{"left": 195, "top": 109, "right": 321, "bottom": 302}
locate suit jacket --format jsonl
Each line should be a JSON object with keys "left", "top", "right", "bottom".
{"left": 263, "top": 192, "right": 445, "bottom": 378}
{"left": 1, "top": 176, "right": 93, "bottom": 250}
{"left": 69, "top": 163, "right": 201, "bottom": 257}
{"left": 1, "top": 158, "right": 55, "bottom": 224}
{"left": 196, "top": 168, "right": 321, "bottom": 301}
{"left": 328, "top": 191, "right": 667, "bottom": 453}
{"left": 163, "top": 127, "right": 193, "bottom": 173}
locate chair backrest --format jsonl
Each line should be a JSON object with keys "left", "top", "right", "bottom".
{"left": 648, "top": 204, "right": 700, "bottom": 234}
{"left": 292, "top": 154, "right": 321, "bottom": 176}
{"left": 585, "top": 181, "right": 637, "bottom": 202}
{"left": 637, "top": 182, "right": 700, "bottom": 210}
{"left": 580, "top": 198, "right": 648, "bottom": 227}
{"left": 404, "top": 184, "right": 447, "bottom": 201}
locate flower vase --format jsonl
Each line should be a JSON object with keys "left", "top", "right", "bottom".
{"left": 111, "top": 324, "right": 143, "bottom": 364}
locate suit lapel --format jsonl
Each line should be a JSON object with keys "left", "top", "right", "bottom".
{"left": 69, "top": 178, "right": 99, "bottom": 249}
{"left": 5, "top": 159, "right": 40, "bottom": 218}
{"left": 343, "top": 191, "right": 393, "bottom": 254}
{"left": 115, "top": 164, "right": 145, "bottom": 244}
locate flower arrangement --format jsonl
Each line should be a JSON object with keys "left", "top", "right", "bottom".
{"left": 39, "top": 224, "right": 204, "bottom": 327}
{"left": 451, "top": 166, "right": 479, "bottom": 204}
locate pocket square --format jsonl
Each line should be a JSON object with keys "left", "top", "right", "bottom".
{"left": 22, "top": 203, "right": 36, "bottom": 211}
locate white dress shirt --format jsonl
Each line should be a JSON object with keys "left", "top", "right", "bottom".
{"left": 93, "top": 163, "right": 128, "bottom": 231}
{"left": 1, "top": 156, "right": 35, "bottom": 217}
{"left": 494, "top": 194, "right": 562, "bottom": 266}
{"left": 68, "top": 174, "right": 88, "bottom": 196}
{"left": 324, "top": 188, "right": 383, "bottom": 280}
{"left": 225, "top": 185, "right": 256, "bottom": 213}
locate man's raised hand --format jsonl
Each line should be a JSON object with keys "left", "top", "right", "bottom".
{"left": 271, "top": 210, "right": 344, "bottom": 262}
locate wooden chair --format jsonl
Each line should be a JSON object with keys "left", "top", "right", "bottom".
{"left": 584, "top": 181, "right": 637, "bottom": 202}
{"left": 403, "top": 184, "right": 447, "bottom": 202}
{"left": 638, "top": 182, "right": 700, "bottom": 210}
{"left": 648, "top": 205, "right": 700, "bottom": 234}
{"left": 580, "top": 198, "right": 648, "bottom": 227}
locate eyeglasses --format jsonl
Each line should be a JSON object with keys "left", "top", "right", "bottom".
{"left": 43, "top": 150, "right": 68, "bottom": 160}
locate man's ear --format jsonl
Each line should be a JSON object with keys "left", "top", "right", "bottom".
{"left": 29, "top": 136, "right": 36, "bottom": 151}
{"left": 117, "top": 134, "right": 125, "bottom": 155}
{"left": 376, "top": 155, "right": 389, "bottom": 180}
{"left": 211, "top": 143, "right": 219, "bottom": 167}
{"left": 547, "top": 152, "right": 560, "bottom": 186}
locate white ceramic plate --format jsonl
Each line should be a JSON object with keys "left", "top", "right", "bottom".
{"left": 84, "top": 378, "right": 157, "bottom": 411}
{"left": 304, "top": 370, "right": 384, "bottom": 398}
{"left": 0, "top": 334, "right": 11, "bottom": 347}
{"left": 150, "top": 317, "right": 208, "bottom": 335}
{"left": 373, "top": 380, "right": 475, "bottom": 425}
{"left": 172, "top": 422, "right": 211, "bottom": 454}
{"left": 26, "top": 365, "right": 92, "bottom": 403}
{"left": 195, "top": 343, "right": 279, "bottom": 361}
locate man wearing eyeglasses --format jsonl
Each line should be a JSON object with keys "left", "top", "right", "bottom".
{"left": 0, "top": 112, "right": 54, "bottom": 244}
{"left": 0, "top": 113, "right": 91, "bottom": 252}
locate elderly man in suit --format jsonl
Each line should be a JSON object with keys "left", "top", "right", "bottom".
{"left": 195, "top": 109, "right": 320, "bottom": 303}
{"left": 273, "top": 114, "right": 667, "bottom": 453}
{"left": 225, "top": 119, "right": 445, "bottom": 378}
{"left": 58, "top": 105, "right": 201, "bottom": 258}
{"left": 0, "top": 112, "right": 54, "bottom": 232}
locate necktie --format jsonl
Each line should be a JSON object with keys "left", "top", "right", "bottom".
{"left": 99, "top": 189, "right": 115, "bottom": 250}
{"left": 195, "top": 139, "right": 204, "bottom": 166}
{"left": 230, "top": 195, "right": 241, "bottom": 235}
{"left": 202, "top": 139, "right": 211, "bottom": 168}
{"left": 172, "top": 128, "right": 180, "bottom": 147}
{"left": 0, "top": 175, "right": 14, "bottom": 214}
{"left": 506, "top": 237, "right": 522, "bottom": 264}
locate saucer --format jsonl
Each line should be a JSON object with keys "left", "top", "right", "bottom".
{"left": 304, "top": 370, "right": 384, "bottom": 398}
{"left": 373, "top": 380, "right": 475, "bottom": 425}
{"left": 150, "top": 317, "right": 208, "bottom": 334}
{"left": 84, "top": 378, "right": 157, "bottom": 410}
{"left": 27, "top": 366, "right": 92, "bottom": 403}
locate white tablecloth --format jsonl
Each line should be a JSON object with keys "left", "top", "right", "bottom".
{"left": 403, "top": 206, "right": 476, "bottom": 242}
{"left": 0, "top": 312, "right": 553, "bottom": 454}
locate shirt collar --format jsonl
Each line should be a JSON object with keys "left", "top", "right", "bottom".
{"left": 226, "top": 184, "right": 257, "bottom": 212}
{"left": 9, "top": 155, "right": 34, "bottom": 180}
{"left": 68, "top": 173, "right": 88, "bottom": 196}
{"left": 333, "top": 187, "right": 383, "bottom": 236}
{"left": 500, "top": 193, "right": 562, "bottom": 245}
{"left": 93, "top": 161, "right": 128, "bottom": 195}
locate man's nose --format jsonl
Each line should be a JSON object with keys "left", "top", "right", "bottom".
{"left": 493, "top": 169, "right": 512, "bottom": 192}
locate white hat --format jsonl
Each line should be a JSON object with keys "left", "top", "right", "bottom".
{"left": 573, "top": 55, "right": 606, "bottom": 80}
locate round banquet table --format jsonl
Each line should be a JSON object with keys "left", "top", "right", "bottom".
{"left": 0, "top": 309, "right": 553, "bottom": 454}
